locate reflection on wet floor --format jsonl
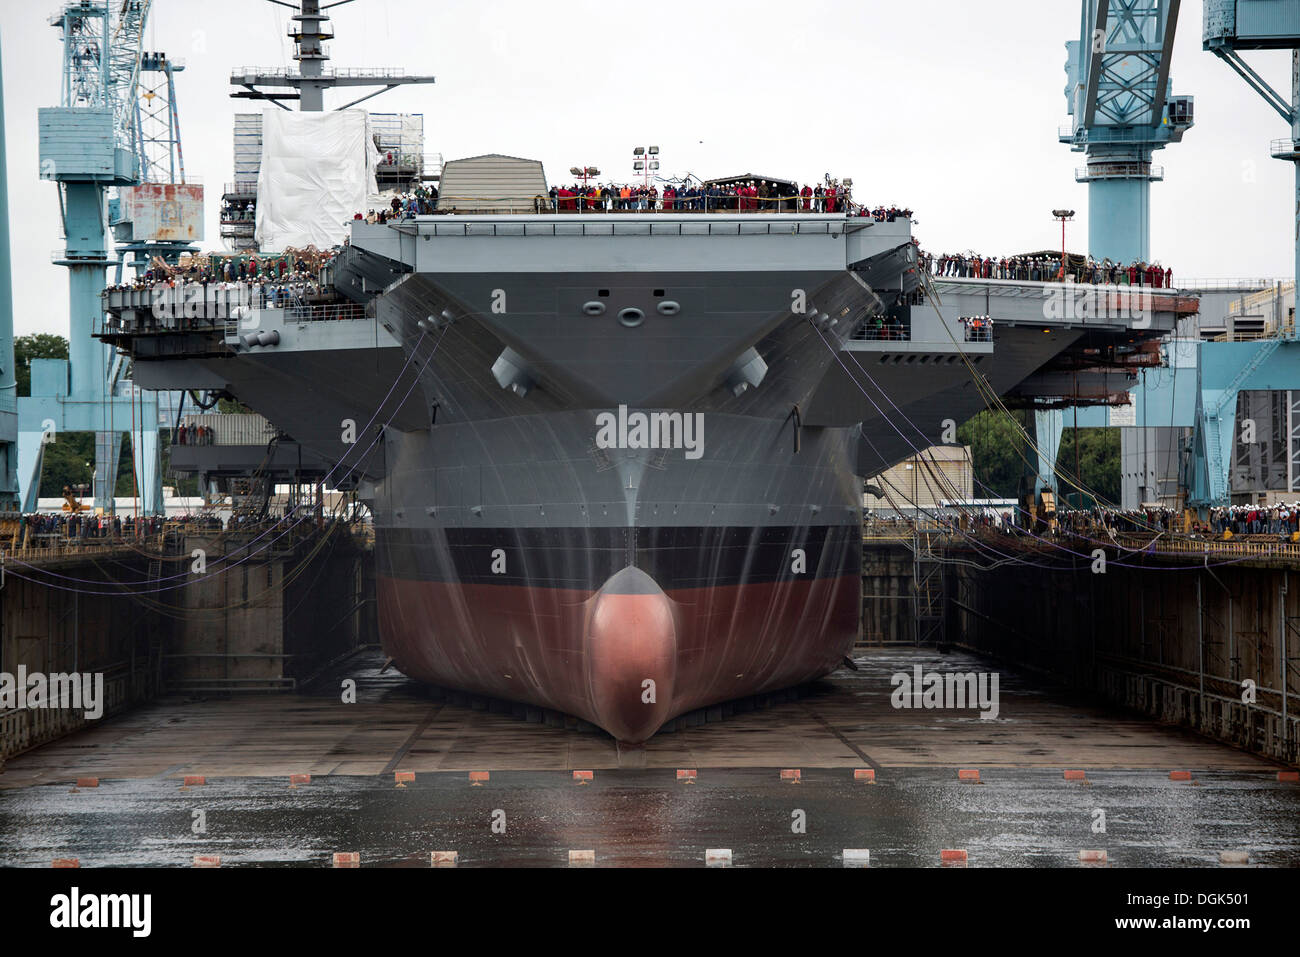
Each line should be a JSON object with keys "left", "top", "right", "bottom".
{"left": 0, "top": 648, "right": 1296, "bottom": 866}
{"left": 0, "top": 767, "right": 1297, "bottom": 867}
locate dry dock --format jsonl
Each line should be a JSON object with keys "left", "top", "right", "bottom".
{"left": 0, "top": 649, "right": 1279, "bottom": 784}
{"left": 2, "top": 648, "right": 1297, "bottom": 868}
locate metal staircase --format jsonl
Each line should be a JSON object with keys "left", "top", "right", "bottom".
{"left": 912, "top": 528, "right": 947, "bottom": 647}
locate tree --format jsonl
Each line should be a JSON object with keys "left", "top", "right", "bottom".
{"left": 14, "top": 333, "right": 69, "bottom": 397}
{"left": 956, "top": 409, "right": 1031, "bottom": 498}
{"left": 216, "top": 397, "right": 251, "bottom": 414}
{"left": 957, "top": 412, "right": 1121, "bottom": 506}
{"left": 1056, "top": 427, "right": 1121, "bottom": 507}
{"left": 37, "top": 431, "right": 139, "bottom": 499}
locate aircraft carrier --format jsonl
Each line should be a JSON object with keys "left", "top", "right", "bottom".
{"left": 8, "top": 8, "right": 1300, "bottom": 936}
{"left": 98, "top": 204, "right": 1197, "bottom": 743}
{"left": 84, "top": 0, "right": 1205, "bottom": 745}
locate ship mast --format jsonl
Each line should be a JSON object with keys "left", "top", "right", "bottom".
{"left": 230, "top": 0, "right": 436, "bottom": 112}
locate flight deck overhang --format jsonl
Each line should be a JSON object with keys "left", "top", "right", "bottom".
{"left": 354, "top": 214, "right": 913, "bottom": 276}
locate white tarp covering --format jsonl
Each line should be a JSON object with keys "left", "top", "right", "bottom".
{"left": 255, "top": 109, "right": 378, "bottom": 250}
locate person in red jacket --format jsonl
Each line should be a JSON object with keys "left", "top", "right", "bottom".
{"left": 801, "top": 184, "right": 812, "bottom": 211}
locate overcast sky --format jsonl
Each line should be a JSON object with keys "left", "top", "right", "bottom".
{"left": 2, "top": 0, "right": 1297, "bottom": 336}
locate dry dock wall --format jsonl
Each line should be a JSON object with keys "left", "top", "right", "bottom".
{"left": 169, "top": 529, "right": 369, "bottom": 692}
{"left": 0, "top": 553, "right": 163, "bottom": 759}
{"left": 861, "top": 539, "right": 1300, "bottom": 766}
{"left": 0, "top": 529, "right": 372, "bottom": 761}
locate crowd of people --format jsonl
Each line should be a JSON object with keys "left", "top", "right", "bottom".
{"left": 107, "top": 247, "right": 335, "bottom": 288}
{"left": 543, "top": 181, "right": 917, "bottom": 217}
{"left": 1208, "top": 504, "right": 1300, "bottom": 537}
{"left": 219, "top": 196, "right": 255, "bottom": 226}
{"left": 355, "top": 184, "right": 439, "bottom": 223}
{"left": 872, "top": 503, "right": 1300, "bottom": 543}
{"left": 102, "top": 248, "right": 340, "bottom": 318}
{"left": 1055, "top": 506, "right": 1184, "bottom": 535}
{"left": 857, "top": 205, "right": 913, "bottom": 222}
{"left": 176, "top": 422, "right": 214, "bottom": 446}
{"left": 15, "top": 511, "right": 173, "bottom": 546}
{"left": 1053, "top": 504, "right": 1300, "bottom": 539}
{"left": 855, "top": 314, "right": 911, "bottom": 341}
{"left": 7, "top": 508, "right": 342, "bottom": 551}
{"left": 960, "top": 316, "right": 993, "bottom": 342}
{"left": 338, "top": 173, "right": 923, "bottom": 220}
{"left": 921, "top": 251, "right": 1174, "bottom": 288}
{"left": 547, "top": 180, "right": 817, "bottom": 212}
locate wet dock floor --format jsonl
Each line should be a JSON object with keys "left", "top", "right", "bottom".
{"left": 0, "top": 649, "right": 1296, "bottom": 866}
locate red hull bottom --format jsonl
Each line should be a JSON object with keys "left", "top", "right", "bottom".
{"left": 378, "top": 571, "right": 860, "bottom": 742}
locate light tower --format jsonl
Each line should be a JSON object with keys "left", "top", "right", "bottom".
{"left": 1062, "top": 1, "right": 1194, "bottom": 264}
{"left": 632, "top": 146, "right": 659, "bottom": 189}
{"left": 1052, "top": 209, "right": 1076, "bottom": 280}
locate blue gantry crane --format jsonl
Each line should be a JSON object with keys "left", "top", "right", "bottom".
{"left": 1032, "top": 2, "right": 1194, "bottom": 504}
{"left": 20, "top": 0, "right": 169, "bottom": 514}
{"left": 1062, "top": 0, "right": 1195, "bottom": 265}
{"left": 1060, "top": 3, "right": 1300, "bottom": 511}
{"left": 1182, "top": 0, "right": 1300, "bottom": 508}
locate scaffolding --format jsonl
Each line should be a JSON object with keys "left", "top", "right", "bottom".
{"left": 369, "top": 112, "right": 435, "bottom": 191}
